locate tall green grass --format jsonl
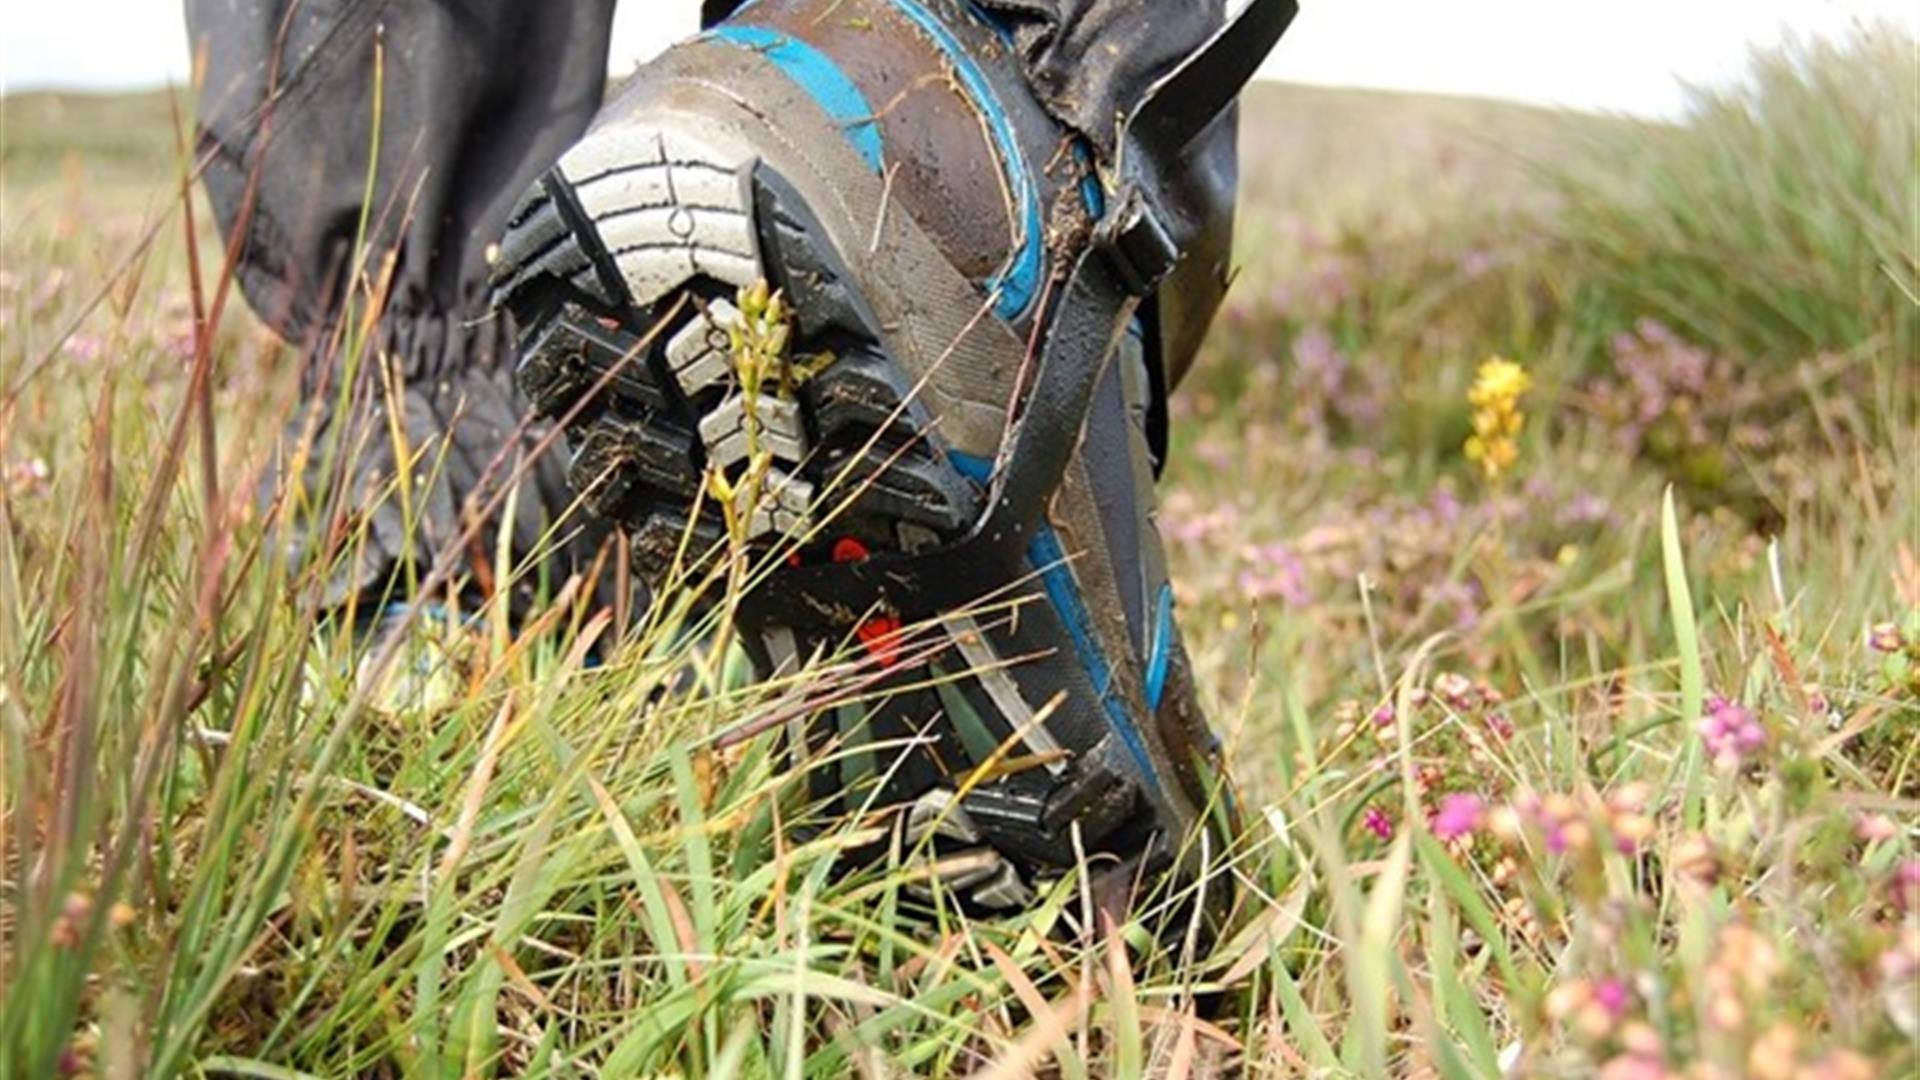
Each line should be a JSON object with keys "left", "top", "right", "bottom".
{"left": 1553, "top": 25, "right": 1918, "bottom": 367}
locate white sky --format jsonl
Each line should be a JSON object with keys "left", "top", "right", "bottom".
{"left": 0, "top": 1, "right": 1913, "bottom": 118}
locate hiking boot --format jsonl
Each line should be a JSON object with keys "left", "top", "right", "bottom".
{"left": 491, "top": 0, "right": 1293, "bottom": 911}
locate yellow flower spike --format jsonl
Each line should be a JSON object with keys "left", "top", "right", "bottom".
{"left": 1468, "top": 357, "right": 1531, "bottom": 409}
{"left": 1464, "top": 356, "right": 1532, "bottom": 482}
{"left": 740, "top": 279, "right": 771, "bottom": 320}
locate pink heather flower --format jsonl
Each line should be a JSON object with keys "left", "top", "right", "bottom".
{"left": 1307, "top": 261, "right": 1352, "bottom": 309}
{"left": 1165, "top": 504, "right": 1240, "bottom": 546}
{"left": 1248, "top": 542, "right": 1302, "bottom": 568}
{"left": 1855, "top": 814, "right": 1900, "bottom": 843}
{"left": 1237, "top": 568, "right": 1310, "bottom": 606}
{"left": 1370, "top": 704, "right": 1397, "bottom": 728}
{"left": 1804, "top": 685, "right": 1832, "bottom": 718}
{"left": 166, "top": 327, "right": 200, "bottom": 363}
{"left": 1433, "top": 672, "right": 1478, "bottom": 712}
{"left": 1894, "top": 859, "right": 1920, "bottom": 914}
{"left": 1557, "top": 491, "right": 1612, "bottom": 528}
{"left": 1283, "top": 216, "right": 1331, "bottom": 255}
{"left": 4, "top": 457, "right": 50, "bottom": 498}
{"left": 1609, "top": 319, "right": 1715, "bottom": 453}
{"left": 1237, "top": 544, "right": 1310, "bottom": 606}
{"left": 1699, "top": 696, "right": 1766, "bottom": 768}
{"left": 1878, "top": 929, "right": 1920, "bottom": 984}
{"left": 1592, "top": 977, "right": 1633, "bottom": 1018}
{"left": 1544, "top": 821, "right": 1572, "bottom": 855}
{"left": 1291, "top": 326, "right": 1345, "bottom": 395}
{"left": 1195, "top": 439, "right": 1236, "bottom": 471}
{"left": 1362, "top": 807, "right": 1394, "bottom": 840}
{"left": 1431, "top": 794, "right": 1486, "bottom": 842}
{"left": 1869, "top": 622, "right": 1906, "bottom": 654}
{"left": 1486, "top": 712, "right": 1516, "bottom": 741}
{"left": 1425, "top": 581, "right": 1484, "bottom": 632}
{"left": 63, "top": 334, "right": 105, "bottom": 363}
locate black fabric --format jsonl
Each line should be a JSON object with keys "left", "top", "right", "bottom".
{"left": 702, "top": 0, "right": 749, "bottom": 26}
{"left": 281, "top": 322, "right": 592, "bottom": 613}
{"left": 188, "top": 0, "right": 618, "bottom": 363}
{"left": 974, "top": 0, "right": 1224, "bottom": 159}
{"left": 187, "top": 0, "right": 620, "bottom": 608}
{"left": 1083, "top": 340, "right": 1149, "bottom": 656}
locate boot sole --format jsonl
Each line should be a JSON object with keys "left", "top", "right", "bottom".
{"left": 494, "top": 113, "right": 1181, "bottom": 911}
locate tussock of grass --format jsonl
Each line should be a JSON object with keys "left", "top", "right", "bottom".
{"left": 1552, "top": 25, "right": 1918, "bottom": 367}
{"left": 3, "top": 30, "right": 1917, "bottom": 1078}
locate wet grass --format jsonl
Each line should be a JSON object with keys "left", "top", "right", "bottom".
{"left": 2, "top": 29, "right": 1915, "bottom": 1078}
